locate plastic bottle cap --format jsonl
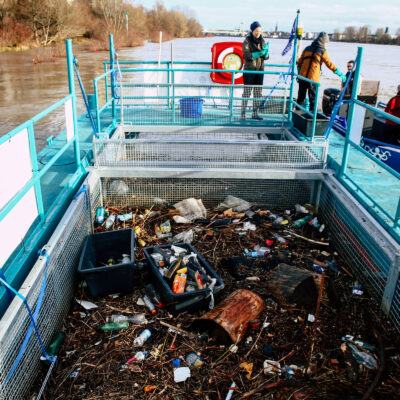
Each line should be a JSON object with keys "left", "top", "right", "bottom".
{"left": 151, "top": 309, "right": 156, "bottom": 314}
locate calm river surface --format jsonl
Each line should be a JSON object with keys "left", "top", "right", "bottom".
{"left": 1, "top": 37, "right": 400, "bottom": 149}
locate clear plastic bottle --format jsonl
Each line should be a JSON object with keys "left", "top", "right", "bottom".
{"left": 106, "top": 314, "right": 147, "bottom": 324}
{"left": 142, "top": 295, "right": 156, "bottom": 314}
{"left": 105, "top": 214, "right": 116, "bottom": 229}
{"left": 95, "top": 207, "right": 105, "bottom": 225}
{"left": 273, "top": 233, "right": 288, "bottom": 245}
{"left": 133, "top": 328, "right": 152, "bottom": 346}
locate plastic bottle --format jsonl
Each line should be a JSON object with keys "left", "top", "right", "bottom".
{"left": 142, "top": 295, "right": 156, "bottom": 314}
{"left": 41, "top": 332, "right": 64, "bottom": 365}
{"left": 99, "top": 321, "right": 129, "bottom": 332}
{"left": 105, "top": 214, "right": 116, "bottom": 229}
{"left": 253, "top": 245, "right": 270, "bottom": 255}
{"left": 293, "top": 215, "right": 312, "bottom": 228}
{"left": 106, "top": 314, "right": 147, "bottom": 324}
{"left": 273, "top": 233, "right": 288, "bottom": 245}
{"left": 127, "top": 350, "right": 150, "bottom": 364}
{"left": 268, "top": 213, "right": 288, "bottom": 226}
{"left": 118, "top": 212, "right": 133, "bottom": 222}
{"left": 243, "top": 247, "right": 269, "bottom": 258}
{"left": 309, "top": 217, "right": 320, "bottom": 228}
{"left": 133, "top": 328, "right": 152, "bottom": 346}
{"left": 145, "top": 284, "right": 163, "bottom": 307}
{"left": 95, "top": 207, "right": 105, "bottom": 225}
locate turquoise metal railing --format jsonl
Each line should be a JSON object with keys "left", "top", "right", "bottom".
{"left": 0, "top": 39, "right": 85, "bottom": 313}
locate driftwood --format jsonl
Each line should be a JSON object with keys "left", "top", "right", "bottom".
{"left": 265, "top": 263, "right": 319, "bottom": 307}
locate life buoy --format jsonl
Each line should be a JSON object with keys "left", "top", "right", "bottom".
{"left": 211, "top": 42, "right": 244, "bottom": 84}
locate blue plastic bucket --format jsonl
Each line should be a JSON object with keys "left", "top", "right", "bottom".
{"left": 179, "top": 97, "right": 204, "bottom": 118}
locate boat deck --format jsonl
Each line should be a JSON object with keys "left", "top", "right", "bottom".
{"left": 35, "top": 106, "right": 399, "bottom": 241}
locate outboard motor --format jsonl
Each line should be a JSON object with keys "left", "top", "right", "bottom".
{"left": 322, "top": 88, "right": 341, "bottom": 116}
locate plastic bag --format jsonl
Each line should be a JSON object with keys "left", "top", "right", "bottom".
{"left": 109, "top": 180, "right": 129, "bottom": 194}
{"left": 174, "top": 198, "right": 207, "bottom": 221}
{"left": 217, "top": 195, "right": 251, "bottom": 212}
{"left": 170, "top": 229, "right": 194, "bottom": 244}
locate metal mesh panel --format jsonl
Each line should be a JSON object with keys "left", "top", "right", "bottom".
{"left": 101, "top": 177, "right": 312, "bottom": 209}
{"left": 120, "top": 82, "right": 289, "bottom": 126}
{"left": 319, "top": 183, "right": 392, "bottom": 301}
{"left": 123, "top": 126, "right": 290, "bottom": 141}
{"left": 390, "top": 279, "right": 400, "bottom": 328}
{"left": 0, "top": 193, "right": 92, "bottom": 400}
{"left": 94, "top": 139, "right": 327, "bottom": 170}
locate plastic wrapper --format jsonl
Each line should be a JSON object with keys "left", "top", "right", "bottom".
{"left": 173, "top": 198, "right": 207, "bottom": 221}
{"left": 217, "top": 195, "right": 251, "bottom": 212}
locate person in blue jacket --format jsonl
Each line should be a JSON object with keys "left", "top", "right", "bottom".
{"left": 241, "top": 21, "right": 269, "bottom": 120}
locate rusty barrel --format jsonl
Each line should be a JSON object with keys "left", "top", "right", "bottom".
{"left": 191, "top": 289, "right": 265, "bottom": 344}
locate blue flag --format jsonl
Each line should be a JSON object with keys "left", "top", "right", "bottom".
{"left": 281, "top": 17, "right": 297, "bottom": 56}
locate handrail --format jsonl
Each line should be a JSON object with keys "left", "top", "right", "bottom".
{"left": 0, "top": 95, "right": 73, "bottom": 145}
{"left": 353, "top": 98, "right": 400, "bottom": 125}
{"left": 104, "top": 60, "right": 291, "bottom": 68}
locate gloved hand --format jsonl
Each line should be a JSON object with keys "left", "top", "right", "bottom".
{"left": 262, "top": 42, "right": 269, "bottom": 57}
{"left": 335, "top": 69, "right": 347, "bottom": 83}
{"left": 252, "top": 51, "right": 264, "bottom": 59}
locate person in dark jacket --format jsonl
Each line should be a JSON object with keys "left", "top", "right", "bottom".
{"left": 343, "top": 60, "right": 355, "bottom": 96}
{"left": 241, "top": 21, "right": 269, "bottom": 120}
{"left": 297, "top": 32, "right": 346, "bottom": 111}
{"left": 384, "top": 86, "right": 400, "bottom": 145}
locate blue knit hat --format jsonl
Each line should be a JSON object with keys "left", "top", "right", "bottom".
{"left": 250, "top": 21, "right": 261, "bottom": 32}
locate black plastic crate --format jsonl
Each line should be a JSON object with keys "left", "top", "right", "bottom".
{"left": 78, "top": 229, "right": 135, "bottom": 297}
{"left": 292, "top": 110, "right": 329, "bottom": 137}
{"left": 143, "top": 243, "right": 224, "bottom": 315}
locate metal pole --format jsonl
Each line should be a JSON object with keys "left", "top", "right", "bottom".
{"left": 27, "top": 124, "right": 45, "bottom": 221}
{"left": 310, "top": 83, "right": 320, "bottom": 141}
{"left": 339, "top": 47, "right": 363, "bottom": 177}
{"left": 66, "top": 39, "right": 81, "bottom": 169}
{"left": 288, "top": 9, "right": 300, "bottom": 122}
{"left": 109, "top": 34, "right": 116, "bottom": 124}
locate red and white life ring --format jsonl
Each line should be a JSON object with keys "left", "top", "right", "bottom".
{"left": 211, "top": 42, "right": 244, "bottom": 84}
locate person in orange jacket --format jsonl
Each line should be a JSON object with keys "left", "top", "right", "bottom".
{"left": 384, "top": 86, "right": 400, "bottom": 145}
{"left": 297, "top": 32, "right": 346, "bottom": 111}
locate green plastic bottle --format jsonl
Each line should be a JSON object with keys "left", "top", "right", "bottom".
{"left": 42, "top": 332, "right": 64, "bottom": 365}
{"left": 99, "top": 321, "right": 129, "bottom": 332}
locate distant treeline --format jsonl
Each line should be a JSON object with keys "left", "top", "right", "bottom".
{"left": 333, "top": 26, "right": 400, "bottom": 45}
{"left": 0, "top": 0, "right": 203, "bottom": 50}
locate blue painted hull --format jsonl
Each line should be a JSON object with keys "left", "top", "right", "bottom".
{"left": 333, "top": 122, "right": 400, "bottom": 173}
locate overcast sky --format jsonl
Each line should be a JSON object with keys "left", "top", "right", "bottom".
{"left": 135, "top": 0, "right": 400, "bottom": 33}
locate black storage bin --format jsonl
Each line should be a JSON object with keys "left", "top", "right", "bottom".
{"left": 292, "top": 110, "right": 329, "bottom": 137}
{"left": 78, "top": 229, "right": 135, "bottom": 297}
{"left": 143, "top": 243, "right": 224, "bottom": 315}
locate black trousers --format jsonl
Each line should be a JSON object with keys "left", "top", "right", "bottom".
{"left": 297, "top": 80, "right": 317, "bottom": 111}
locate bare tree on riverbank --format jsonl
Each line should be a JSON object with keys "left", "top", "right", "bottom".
{"left": 0, "top": 0, "right": 203, "bottom": 50}
{"left": 334, "top": 25, "right": 400, "bottom": 45}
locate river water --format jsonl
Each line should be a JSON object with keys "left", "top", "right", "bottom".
{"left": 1, "top": 37, "right": 400, "bottom": 149}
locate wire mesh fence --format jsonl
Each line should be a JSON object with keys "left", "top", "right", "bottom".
{"left": 0, "top": 193, "right": 92, "bottom": 400}
{"left": 93, "top": 138, "right": 327, "bottom": 170}
{"left": 119, "top": 81, "right": 289, "bottom": 126}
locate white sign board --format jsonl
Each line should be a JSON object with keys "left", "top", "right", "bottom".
{"left": 0, "top": 188, "right": 38, "bottom": 268}
{"left": 0, "top": 128, "right": 33, "bottom": 209}
{"left": 65, "top": 98, "right": 74, "bottom": 142}
{"left": 349, "top": 104, "right": 366, "bottom": 146}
